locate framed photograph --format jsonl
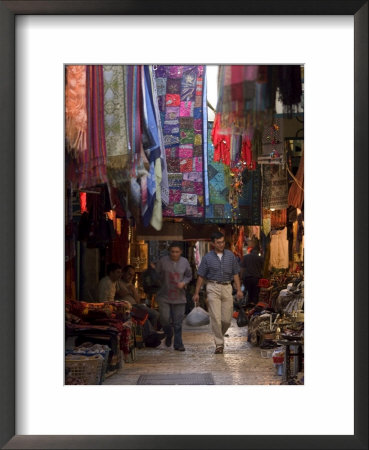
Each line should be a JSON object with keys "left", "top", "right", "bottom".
{"left": 0, "top": 1, "right": 367, "bottom": 449}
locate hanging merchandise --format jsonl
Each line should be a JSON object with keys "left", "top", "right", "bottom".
{"left": 277, "top": 65, "right": 303, "bottom": 116}
{"left": 269, "top": 227, "right": 289, "bottom": 269}
{"left": 259, "top": 118, "right": 284, "bottom": 165}
{"left": 262, "top": 164, "right": 289, "bottom": 211}
{"left": 288, "top": 151, "right": 304, "bottom": 209}
{"left": 77, "top": 65, "right": 108, "bottom": 189}
{"left": 140, "top": 65, "right": 165, "bottom": 230}
{"left": 205, "top": 121, "right": 232, "bottom": 221}
{"left": 233, "top": 167, "right": 262, "bottom": 225}
{"left": 65, "top": 65, "right": 88, "bottom": 158}
{"left": 103, "top": 65, "right": 129, "bottom": 172}
{"left": 153, "top": 65, "right": 206, "bottom": 218}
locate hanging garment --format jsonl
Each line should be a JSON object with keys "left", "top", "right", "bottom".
{"left": 205, "top": 121, "right": 232, "bottom": 222}
{"left": 288, "top": 152, "right": 304, "bottom": 209}
{"left": 150, "top": 65, "right": 169, "bottom": 206}
{"left": 212, "top": 113, "right": 231, "bottom": 166}
{"left": 78, "top": 65, "right": 108, "bottom": 189}
{"left": 269, "top": 227, "right": 289, "bottom": 269}
{"left": 262, "top": 165, "right": 288, "bottom": 210}
{"left": 103, "top": 65, "right": 129, "bottom": 171}
{"left": 65, "top": 65, "right": 88, "bottom": 158}
{"left": 140, "top": 65, "right": 163, "bottom": 229}
{"left": 236, "top": 167, "right": 262, "bottom": 226}
{"left": 154, "top": 65, "right": 206, "bottom": 218}
{"left": 277, "top": 65, "right": 303, "bottom": 115}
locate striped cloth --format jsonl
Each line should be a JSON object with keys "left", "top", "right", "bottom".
{"left": 78, "top": 65, "right": 108, "bottom": 189}
{"left": 197, "top": 249, "right": 240, "bottom": 282}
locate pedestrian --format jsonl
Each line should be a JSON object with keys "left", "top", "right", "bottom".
{"left": 192, "top": 231, "right": 243, "bottom": 354}
{"left": 240, "top": 246, "right": 264, "bottom": 305}
{"left": 153, "top": 242, "right": 192, "bottom": 352}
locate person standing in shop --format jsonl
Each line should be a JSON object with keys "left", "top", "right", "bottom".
{"left": 153, "top": 242, "right": 192, "bottom": 352}
{"left": 240, "top": 246, "right": 264, "bottom": 305}
{"left": 192, "top": 231, "right": 243, "bottom": 354}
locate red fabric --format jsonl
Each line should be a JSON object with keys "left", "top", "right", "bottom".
{"left": 211, "top": 114, "right": 231, "bottom": 165}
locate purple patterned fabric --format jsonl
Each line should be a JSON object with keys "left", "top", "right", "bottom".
{"left": 154, "top": 65, "right": 206, "bottom": 218}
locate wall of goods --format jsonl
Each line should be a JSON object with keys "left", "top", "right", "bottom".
{"left": 65, "top": 64, "right": 304, "bottom": 384}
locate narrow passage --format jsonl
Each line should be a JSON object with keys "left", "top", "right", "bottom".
{"left": 103, "top": 319, "right": 280, "bottom": 385}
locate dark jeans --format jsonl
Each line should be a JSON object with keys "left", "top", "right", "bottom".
{"left": 159, "top": 302, "right": 186, "bottom": 349}
{"left": 243, "top": 276, "right": 260, "bottom": 304}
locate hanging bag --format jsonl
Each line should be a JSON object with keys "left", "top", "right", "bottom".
{"left": 185, "top": 306, "right": 210, "bottom": 327}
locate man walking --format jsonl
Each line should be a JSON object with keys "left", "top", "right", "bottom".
{"left": 154, "top": 242, "right": 192, "bottom": 352}
{"left": 192, "top": 231, "right": 243, "bottom": 354}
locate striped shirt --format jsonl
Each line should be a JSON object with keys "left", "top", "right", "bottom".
{"left": 197, "top": 249, "right": 240, "bottom": 282}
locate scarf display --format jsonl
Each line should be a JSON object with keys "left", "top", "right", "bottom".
{"left": 141, "top": 65, "right": 163, "bottom": 229}
{"left": 205, "top": 121, "right": 232, "bottom": 221}
{"left": 65, "top": 65, "right": 88, "bottom": 157}
{"left": 154, "top": 65, "right": 206, "bottom": 218}
{"left": 77, "top": 65, "right": 108, "bottom": 189}
{"left": 262, "top": 165, "right": 288, "bottom": 210}
{"left": 103, "top": 65, "right": 129, "bottom": 171}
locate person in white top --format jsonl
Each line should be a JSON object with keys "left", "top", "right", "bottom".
{"left": 97, "top": 263, "right": 122, "bottom": 302}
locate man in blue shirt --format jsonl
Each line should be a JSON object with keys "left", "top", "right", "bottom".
{"left": 192, "top": 231, "right": 243, "bottom": 354}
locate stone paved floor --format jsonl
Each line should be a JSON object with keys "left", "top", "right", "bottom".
{"left": 103, "top": 319, "right": 281, "bottom": 385}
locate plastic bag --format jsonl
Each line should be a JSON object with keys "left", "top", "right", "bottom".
{"left": 236, "top": 307, "right": 248, "bottom": 327}
{"left": 185, "top": 306, "right": 210, "bottom": 327}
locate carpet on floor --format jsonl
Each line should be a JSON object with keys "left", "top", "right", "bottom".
{"left": 136, "top": 372, "right": 215, "bottom": 385}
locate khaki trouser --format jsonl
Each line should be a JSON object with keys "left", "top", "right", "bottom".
{"left": 206, "top": 282, "right": 233, "bottom": 347}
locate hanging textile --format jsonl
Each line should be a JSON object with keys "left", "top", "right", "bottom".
{"left": 236, "top": 167, "right": 262, "bottom": 225}
{"left": 141, "top": 65, "right": 164, "bottom": 229}
{"left": 205, "top": 121, "right": 232, "bottom": 221}
{"left": 263, "top": 208, "right": 287, "bottom": 228}
{"left": 262, "top": 165, "right": 288, "bottom": 210}
{"left": 277, "top": 65, "right": 303, "bottom": 115}
{"left": 65, "top": 65, "right": 88, "bottom": 158}
{"left": 150, "top": 66, "right": 169, "bottom": 206}
{"left": 216, "top": 65, "right": 276, "bottom": 132}
{"left": 77, "top": 65, "right": 108, "bottom": 189}
{"left": 126, "top": 65, "right": 142, "bottom": 179}
{"left": 288, "top": 152, "right": 304, "bottom": 209}
{"left": 103, "top": 65, "right": 129, "bottom": 171}
{"left": 154, "top": 65, "right": 206, "bottom": 218}
{"left": 269, "top": 227, "right": 289, "bottom": 269}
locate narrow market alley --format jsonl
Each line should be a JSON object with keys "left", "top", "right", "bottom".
{"left": 103, "top": 319, "right": 281, "bottom": 385}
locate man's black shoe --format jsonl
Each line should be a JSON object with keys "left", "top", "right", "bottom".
{"left": 174, "top": 346, "right": 185, "bottom": 352}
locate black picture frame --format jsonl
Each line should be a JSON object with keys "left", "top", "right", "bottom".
{"left": 0, "top": 1, "right": 367, "bottom": 449}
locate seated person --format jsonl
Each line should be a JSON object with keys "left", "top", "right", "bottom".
{"left": 97, "top": 263, "right": 122, "bottom": 302}
{"left": 116, "top": 265, "right": 161, "bottom": 331}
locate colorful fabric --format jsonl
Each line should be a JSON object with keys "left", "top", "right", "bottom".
{"left": 154, "top": 65, "right": 206, "bottom": 218}
{"left": 150, "top": 66, "right": 169, "bottom": 206}
{"left": 141, "top": 65, "right": 164, "bottom": 228}
{"left": 205, "top": 121, "right": 232, "bottom": 221}
{"left": 103, "top": 65, "right": 129, "bottom": 170}
{"left": 65, "top": 65, "right": 88, "bottom": 157}
{"left": 77, "top": 65, "right": 108, "bottom": 189}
